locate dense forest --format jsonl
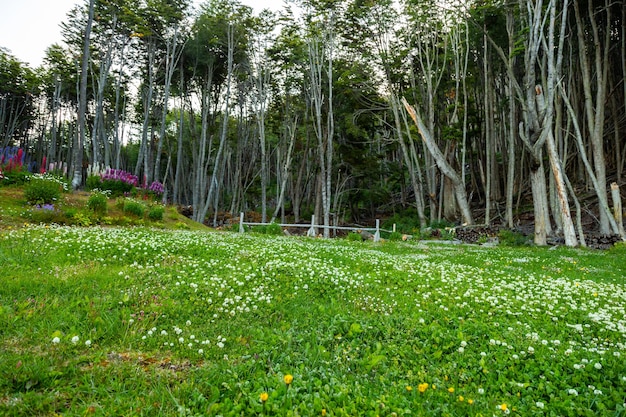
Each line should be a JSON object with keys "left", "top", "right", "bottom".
{"left": 1, "top": 0, "right": 625, "bottom": 246}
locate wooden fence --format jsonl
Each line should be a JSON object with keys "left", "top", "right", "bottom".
{"left": 237, "top": 213, "right": 396, "bottom": 242}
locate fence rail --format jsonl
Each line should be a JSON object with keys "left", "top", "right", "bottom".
{"left": 237, "top": 213, "right": 395, "bottom": 242}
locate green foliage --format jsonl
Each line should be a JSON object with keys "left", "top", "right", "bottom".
{"left": 498, "top": 229, "right": 531, "bottom": 247}
{"left": 265, "top": 222, "right": 283, "bottom": 236}
{"left": 24, "top": 177, "right": 62, "bottom": 204}
{"left": 85, "top": 175, "right": 102, "bottom": 191}
{"left": 387, "top": 231, "right": 403, "bottom": 241}
{"left": 252, "top": 222, "right": 283, "bottom": 236}
{"left": 148, "top": 205, "right": 165, "bottom": 221}
{"left": 123, "top": 199, "right": 145, "bottom": 218}
{"left": 87, "top": 191, "right": 109, "bottom": 215}
{"left": 0, "top": 169, "right": 31, "bottom": 186}
{"left": 101, "top": 179, "right": 134, "bottom": 197}
{"left": 382, "top": 209, "right": 422, "bottom": 234}
{"left": 347, "top": 232, "right": 362, "bottom": 242}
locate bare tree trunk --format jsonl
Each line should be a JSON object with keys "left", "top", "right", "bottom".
{"left": 573, "top": 0, "right": 610, "bottom": 234}
{"left": 154, "top": 28, "right": 183, "bottom": 183}
{"left": 271, "top": 117, "right": 297, "bottom": 223}
{"left": 403, "top": 98, "right": 474, "bottom": 225}
{"left": 72, "top": 0, "right": 95, "bottom": 189}
{"left": 198, "top": 23, "right": 234, "bottom": 224}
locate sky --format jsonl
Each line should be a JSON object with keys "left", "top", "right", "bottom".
{"left": 0, "top": 0, "right": 287, "bottom": 68}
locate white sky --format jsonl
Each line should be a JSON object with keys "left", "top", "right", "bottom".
{"left": 0, "top": 0, "right": 287, "bottom": 68}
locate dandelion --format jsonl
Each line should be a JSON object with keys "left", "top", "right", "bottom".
{"left": 568, "top": 389, "right": 578, "bottom": 396}
{"left": 406, "top": 386, "right": 413, "bottom": 392}
{"left": 259, "top": 392, "right": 269, "bottom": 402}
{"left": 71, "top": 336, "right": 79, "bottom": 344}
{"left": 467, "top": 399, "right": 474, "bottom": 405}
{"left": 85, "top": 340, "right": 92, "bottom": 347}
{"left": 478, "top": 388, "right": 485, "bottom": 395}
{"left": 284, "top": 374, "right": 294, "bottom": 385}
{"left": 52, "top": 337, "right": 60, "bottom": 344}
{"left": 321, "top": 409, "right": 326, "bottom": 416}
{"left": 448, "top": 387, "right": 455, "bottom": 393}
{"left": 499, "top": 403, "right": 508, "bottom": 412}
{"left": 418, "top": 383, "right": 429, "bottom": 393}
{"left": 198, "top": 349, "right": 203, "bottom": 354}
{"left": 458, "top": 395, "right": 464, "bottom": 402}
{"left": 594, "top": 363, "right": 602, "bottom": 370}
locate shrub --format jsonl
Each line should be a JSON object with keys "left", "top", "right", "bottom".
{"left": 347, "top": 232, "right": 363, "bottom": 242}
{"left": 123, "top": 199, "right": 145, "bottom": 217}
{"left": 148, "top": 205, "right": 165, "bottom": 221}
{"left": 100, "top": 169, "right": 138, "bottom": 197}
{"left": 86, "top": 175, "right": 102, "bottom": 191}
{"left": 28, "top": 204, "right": 58, "bottom": 224}
{"left": 382, "top": 209, "right": 423, "bottom": 235}
{"left": 87, "top": 190, "right": 109, "bottom": 215}
{"left": 0, "top": 169, "right": 31, "bottom": 186}
{"left": 265, "top": 222, "right": 283, "bottom": 236}
{"left": 387, "top": 231, "right": 403, "bottom": 241}
{"left": 498, "top": 229, "right": 531, "bottom": 247}
{"left": 24, "top": 177, "right": 63, "bottom": 204}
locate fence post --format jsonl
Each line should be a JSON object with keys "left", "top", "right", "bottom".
{"left": 374, "top": 219, "right": 380, "bottom": 242}
{"left": 239, "top": 212, "right": 245, "bottom": 234}
{"left": 307, "top": 215, "right": 316, "bottom": 237}
{"left": 611, "top": 182, "right": 626, "bottom": 239}
{"left": 393, "top": 224, "right": 396, "bottom": 233}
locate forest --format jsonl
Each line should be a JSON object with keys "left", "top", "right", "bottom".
{"left": 1, "top": 0, "right": 625, "bottom": 246}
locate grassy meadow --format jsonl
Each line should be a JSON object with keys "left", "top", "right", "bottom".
{"left": 1, "top": 224, "right": 626, "bottom": 416}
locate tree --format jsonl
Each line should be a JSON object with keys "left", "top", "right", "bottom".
{"left": 73, "top": 0, "right": 95, "bottom": 189}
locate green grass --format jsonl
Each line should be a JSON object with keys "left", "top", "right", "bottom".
{"left": 1, "top": 226, "right": 625, "bottom": 416}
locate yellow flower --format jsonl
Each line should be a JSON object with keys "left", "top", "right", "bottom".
{"left": 284, "top": 374, "right": 293, "bottom": 385}
{"left": 468, "top": 399, "right": 474, "bottom": 405}
{"left": 259, "top": 392, "right": 269, "bottom": 402}
{"left": 418, "top": 383, "right": 429, "bottom": 393}
{"left": 458, "top": 395, "right": 464, "bottom": 402}
{"left": 448, "top": 387, "right": 455, "bottom": 393}
{"left": 500, "top": 403, "right": 508, "bottom": 411}
{"left": 321, "top": 409, "right": 327, "bottom": 416}
{"left": 406, "top": 386, "right": 413, "bottom": 392}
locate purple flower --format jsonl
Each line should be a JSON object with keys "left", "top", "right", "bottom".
{"left": 148, "top": 181, "right": 164, "bottom": 195}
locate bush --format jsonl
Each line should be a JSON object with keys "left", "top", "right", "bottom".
{"left": 24, "top": 177, "right": 63, "bottom": 204}
{"left": 382, "top": 209, "right": 422, "bottom": 234}
{"left": 498, "top": 229, "right": 531, "bottom": 247}
{"left": 347, "top": 232, "right": 363, "bottom": 242}
{"left": 123, "top": 199, "right": 145, "bottom": 217}
{"left": 0, "top": 169, "right": 31, "bottom": 186}
{"left": 387, "top": 231, "right": 403, "bottom": 241}
{"left": 101, "top": 179, "right": 133, "bottom": 197}
{"left": 87, "top": 191, "right": 109, "bottom": 215}
{"left": 265, "top": 222, "right": 283, "bottom": 236}
{"left": 148, "top": 205, "right": 165, "bottom": 221}
{"left": 28, "top": 204, "right": 59, "bottom": 223}
{"left": 85, "top": 175, "right": 102, "bottom": 191}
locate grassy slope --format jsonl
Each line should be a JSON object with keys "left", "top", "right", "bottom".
{"left": 0, "top": 186, "right": 208, "bottom": 231}
{"left": 1, "top": 222, "right": 625, "bottom": 416}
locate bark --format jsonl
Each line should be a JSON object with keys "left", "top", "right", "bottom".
{"left": 154, "top": 28, "right": 183, "bottom": 183}
{"left": 573, "top": 0, "right": 610, "bottom": 234}
{"left": 402, "top": 97, "right": 474, "bottom": 225}
{"left": 72, "top": 0, "right": 95, "bottom": 189}
{"left": 271, "top": 117, "right": 297, "bottom": 223}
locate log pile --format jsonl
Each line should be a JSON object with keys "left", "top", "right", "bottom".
{"left": 584, "top": 234, "right": 623, "bottom": 250}
{"left": 454, "top": 226, "right": 500, "bottom": 244}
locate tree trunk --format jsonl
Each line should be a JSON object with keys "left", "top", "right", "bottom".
{"left": 403, "top": 97, "right": 474, "bottom": 225}
{"left": 72, "top": 0, "right": 95, "bottom": 189}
